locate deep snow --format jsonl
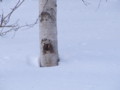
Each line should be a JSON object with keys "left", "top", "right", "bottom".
{"left": 0, "top": 0, "right": 120, "bottom": 90}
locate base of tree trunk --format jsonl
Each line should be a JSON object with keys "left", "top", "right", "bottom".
{"left": 39, "top": 57, "right": 59, "bottom": 67}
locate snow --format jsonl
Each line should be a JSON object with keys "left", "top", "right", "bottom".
{"left": 0, "top": 0, "right": 120, "bottom": 90}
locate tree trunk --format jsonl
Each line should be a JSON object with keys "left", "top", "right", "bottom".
{"left": 39, "top": 0, "right": 59, "bottom": 67}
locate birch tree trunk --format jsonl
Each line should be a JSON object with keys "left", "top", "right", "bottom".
{"left": 39, "top": 0, "right": 59, "bottom": 67}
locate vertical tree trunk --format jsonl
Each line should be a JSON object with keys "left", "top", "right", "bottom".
{"left": 39, "top": 0, "right": 59, "bottom": 67}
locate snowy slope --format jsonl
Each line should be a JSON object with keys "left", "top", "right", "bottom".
{"left": 0, "top": 0, "right": 120, "bottom": 90}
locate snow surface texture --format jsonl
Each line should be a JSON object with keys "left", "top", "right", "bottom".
{"left": 0, "top": 0, "right": 120, "bottom": 90}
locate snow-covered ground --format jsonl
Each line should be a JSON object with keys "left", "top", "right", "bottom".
{"left": 0, "top": 0, "right": 120, "bottom": 90}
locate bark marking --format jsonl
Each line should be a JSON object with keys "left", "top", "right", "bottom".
{"left": 42, "top": 39, "right": 54, "bottom": 54}
{"left": 40, "top": 8, "right": 56, "bottom": 22}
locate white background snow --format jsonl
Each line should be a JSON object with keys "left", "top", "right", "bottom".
{"left": 0, "top": 0, "right": 120, "bottom": 90}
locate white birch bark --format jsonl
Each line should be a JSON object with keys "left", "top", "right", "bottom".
{"left": 39, "top": 0, "right": 59, "bottom": 67}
